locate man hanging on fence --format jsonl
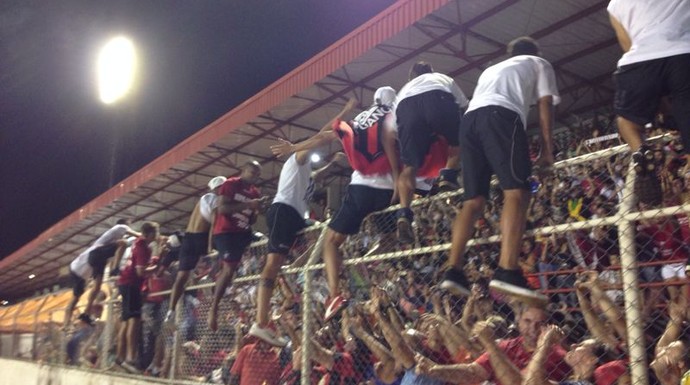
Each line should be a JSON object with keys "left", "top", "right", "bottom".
{"left": 64, "top": 218, "right": 139, "bottom": 329}
{"left": 270, "top": 88, "right": 400, "bottom": 322}
{"left": 164, "top": 175, "right": 227, "bottom": 327}
{"left": 208, "top": 161, "right": 270, "bottom": 331}
{"left": 440, "top": 37, "right": 559, "bottom": 305}
{"left": 607, "top": 1, "right": 690, "bottom": 208}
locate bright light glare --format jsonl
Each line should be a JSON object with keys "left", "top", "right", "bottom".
{"left": 1, "top": 300, "right": 8, "bottom": 305}
{"left": 97, "top": 36, "right": 137, "bottom": 104}
{"left": 310, "top": 153, "right": 321, "bottom": 163}
{"left": 28, "top": 274, "right": 36, "bottom": 280}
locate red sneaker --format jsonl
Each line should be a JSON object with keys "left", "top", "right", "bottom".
{"left": 324, "top": 295, "right": 348, "bottom": 322}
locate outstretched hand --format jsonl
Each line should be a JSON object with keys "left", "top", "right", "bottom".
{"left": 271, "top": 137, "right": 295, "bottom": 158}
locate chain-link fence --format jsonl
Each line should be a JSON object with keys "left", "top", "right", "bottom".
{"left": 1, "top": 133, "right": 689, "bottom": 385}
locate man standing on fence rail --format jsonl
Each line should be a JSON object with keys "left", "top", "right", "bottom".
{"left": 164, "top": 175, "right": 226, "bottom": 327}
{"left": 209, "top": 161, "right": 270, "bottom": 331}
{"left": 271, "top": 88, "right": 400, "bottom": 321}
{"left": 607, "top": 0, "right": 690, "bottom": 209}
{"left": 440, "top": 37, "right": 559, "bottom": 305}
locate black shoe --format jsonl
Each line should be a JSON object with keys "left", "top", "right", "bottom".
{"left": 396, "top": 217, "right": 415, "bottom": 245}
{"left": 440, "top": 268, "right": 471, "bottom": 297}
{"left": 631, "top": 145, "right": 655, "bottom": 176}
{"left": 437, "top": 168, "right": 460, "bottom": 192}
{"left": 489, "top": 268, "right": 548, "bottom": 305}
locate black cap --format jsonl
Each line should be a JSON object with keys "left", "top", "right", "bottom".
{"left": 78, "top": 313, "right": 95, "bottom": 326}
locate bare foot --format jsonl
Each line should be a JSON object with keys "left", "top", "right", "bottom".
{"left": 208, "top": 309, "right": 218, "bottom": 332}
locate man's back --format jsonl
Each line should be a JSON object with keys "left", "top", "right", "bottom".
{"left": 467, "top": 55, "right": 559, "bottom": 127}
{"left": 608, "top": 0, "right": 690, "bottom": 66}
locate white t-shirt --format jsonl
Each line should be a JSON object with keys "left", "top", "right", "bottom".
{"left": 466, "top": 55, "right": 560, "bottom": 128}
{"left": 199, "top": 193, "right": 219, "bottom": 222}
{"left": 70, "top": 224, "right": 132, "bottom": 279}
{"left": 608, "top": 0, "right": 690, "bottom": 66}
{"left": 395, "top": 72, "right": 469, "bottom": 109}
{"left": 273, "top": 153, "right": 313, "bottom": 217}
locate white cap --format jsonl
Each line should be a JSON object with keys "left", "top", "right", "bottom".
{"left": 374, "top": 86, "right": 396, "bottom": 107}
{"left": 208, "top": 176, "right": 227, "bottom": 191}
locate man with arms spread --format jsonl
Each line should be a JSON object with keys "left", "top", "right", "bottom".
{"left": 271, "top": 88, "right": 399, "bottom": 321}
{"left": 164, "top": 176, "right": 226, "bottom": 326}
{"left": 209, "top": 161, "right": 269, "bottom": 331}
{"left": 64, "top": 219, "right": 139, "bottom": 328}
{"left": 440, "top": 37, "right": 558, "bottom": 304}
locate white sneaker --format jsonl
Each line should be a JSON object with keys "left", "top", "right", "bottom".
{"left": 248, "top": 323, "right": 287, "bottom": 347}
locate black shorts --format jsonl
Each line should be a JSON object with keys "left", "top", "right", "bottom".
{"left": 87, "top": 243, "right": 119, "bottom": 278}
{"left": 329, "top": 185, "right": 394, "bottom": 235}
{"left": 396, "top": 90, "right": 462, "bottom": 168}
{"left": 460, "top": 106, "right": 531, "bottom": 199}
{"left": 70, "top": 270, "right": 86, "bottom": 298}
{"left": 614, "top": 53, "right": 690, "bottom": 152}
{"left": 266, "top": 203, "right": 306, "bottom": 255}
{"left": 119, "top": 285, "right": 143, "bottom": 321}
{"left": 213, "top": 232, "right": 253, "bottom": 264}
{"left": 178, "top": 232, "right": 209, "bottom": 272}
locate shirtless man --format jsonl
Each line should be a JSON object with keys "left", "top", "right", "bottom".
{"left": 164, "top": 176, "right": 227, "bottom": 326}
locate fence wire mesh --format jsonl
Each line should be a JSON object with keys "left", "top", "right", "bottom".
{"left": 0, "top": 133, "right": 688, "bottom": 385}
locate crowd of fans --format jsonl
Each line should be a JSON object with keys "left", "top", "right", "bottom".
{"left": 35, "top": 119, "right": 688, "bottom": 385}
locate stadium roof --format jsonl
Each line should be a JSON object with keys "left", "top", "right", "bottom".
{"left": 0, "top": 0, "right": 619, "bottom": 299}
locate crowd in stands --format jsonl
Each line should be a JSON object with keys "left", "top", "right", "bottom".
{"left": 41, "top": 116, "right": 688, "bottom": 385}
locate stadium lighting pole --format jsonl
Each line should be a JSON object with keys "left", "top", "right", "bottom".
{"left": 97, "top": 36, "right": 137, "bottom": 187}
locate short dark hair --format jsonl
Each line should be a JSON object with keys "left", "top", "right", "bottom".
{"left": 507, "top": 36, "right": 540, "bottom": 57}
{"left": 140, "top": 221, "right": 159, "bottom": 237}
{"left": 409, "top": 61, "right": 433, "bottom": 80}
{"left": 116, "top": 218, "right": 130, "bottom": 225}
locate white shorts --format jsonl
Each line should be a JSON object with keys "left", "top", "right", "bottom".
{"left": 661, "top": 263, "right": 686, "bottom": 280}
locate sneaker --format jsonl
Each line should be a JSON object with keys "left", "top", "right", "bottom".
{"left": 324, "top": 295, "right": 348, "bottom": 323}
{"left": 437, "top": 168, "right": 460, "bottom": 192}
{"left": 163, "top": 310, "right": 175, "bottom": 327}
{"left": 396, "top": 217, "right": 415, "bottom": 245}
{"left": 248, "top": 323, "right": 287, "bottom": 347}
{"left": 631, "top": 145, "right": 655, "bottom": 176}
{"left": 439, "top": 268, "right": 471, "bottom": 297}
{"left": 489, "top": 268, "right": 548, "bottom": 306}
{"left": 120, "top": 360, "right": 141, "bottom": 374}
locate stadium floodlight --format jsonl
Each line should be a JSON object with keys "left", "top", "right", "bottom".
{"left": 97, "top": 36, "right": 137, "bottom": 104}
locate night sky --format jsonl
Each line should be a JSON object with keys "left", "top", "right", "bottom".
{"left": 0, "top": 0, "right": 396, "bottom": 258}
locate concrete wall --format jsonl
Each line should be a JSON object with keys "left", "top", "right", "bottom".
{"left": 0, "top": 358, "right": 170, "bottom": 385}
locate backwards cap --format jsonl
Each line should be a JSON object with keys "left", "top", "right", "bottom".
{"left": 374, "top": 86, "right": 396, "bottom": 107}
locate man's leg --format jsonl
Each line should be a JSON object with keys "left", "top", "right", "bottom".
{"left": 126, "top": 317, "right": 141, "bottom": 364}
{"left": 63, "top": 294, "right": 80, "bottom": 330}
{"left": 617, "top": 116, "right": 645, "bottom": 152}
{"left": 84, "top": 275, "right": 103, "bottom": 316}
{"left": 396, "top": 165, "right": 417, "bottom": 244}
{"left": 208, "top": 262, "right": 238, "bottom": 331}
{"left": 166, "top": 270, "right": 190, "bottom": 324}
{"left": 116, "top": 320, "right": 127, "bottom": 363}
{"left": 109, "top": 240, "right": 128, "bottom": 274}
{"left": 440, "top": 196, "right": 485, "bottom": 296}
{"left": 497, "top": 189, "right": 530, "bottom": 270}
{"left": 323, "top": 229, "right": 349, "bottom": 321}
{"left": 256, "top": 253, "right": 286, "bottom": 327}
{"left": 489, "top": 189, "right": 547, "bottom": 304}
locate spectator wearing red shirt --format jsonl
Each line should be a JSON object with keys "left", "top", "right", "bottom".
{"left": 209, "top": 161, "right": 269, "bottom": 331}
{"left": 417, "top": 306, "right": 569, "bottom": 385}
{"left": 229, "top": 340, "right": 283, "bottom": 385}
{"left": 115, "top": 221, "right": 160, "bottom": 373}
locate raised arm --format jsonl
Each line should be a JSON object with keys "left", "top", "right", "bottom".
{"left": 414, "top": 355, "right": 489, "bottom": 385}
{"left": 473, "top": 321, "right": 522, "bottom": 385}
{"left": 575, "top": 273, "right": 620, "bottom": 349}
{"left": 523, "top": 325, "right": 562, "bottom": 385}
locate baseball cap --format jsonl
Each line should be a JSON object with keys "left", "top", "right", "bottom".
{"left": 374, "top": 86, "right": 396, "bottom": 106}
{"left": 208, "top": 176, "right": 227, "bottom": 190}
